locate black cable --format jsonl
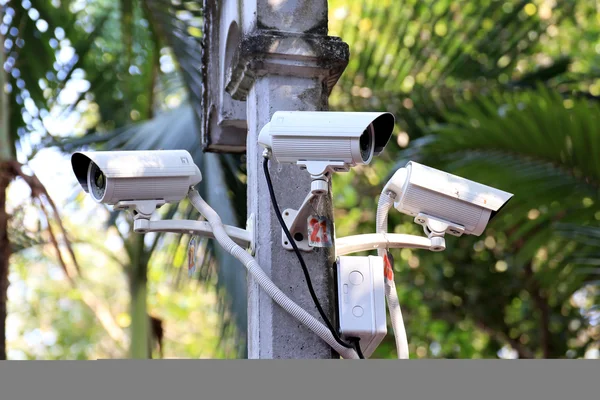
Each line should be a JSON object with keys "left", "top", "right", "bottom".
{"left": 387, "top": 250, "right": 395, "bottom": 271}
{"left": 262, "top": 157, "right": 356, "bottom": 351}
{"left": 350, "top": 337, "right": 365, "bottom": 359}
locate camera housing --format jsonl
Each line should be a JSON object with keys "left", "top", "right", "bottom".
{"left": 258, "top": 111, "right": 395, "bottom": 177}
{"left": 384, "top": 161, "right": 513, "bottom": 236}
{"left": 71, "top": 150, "right": 202, "bottom": 214}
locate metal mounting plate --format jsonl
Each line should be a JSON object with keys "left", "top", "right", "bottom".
{"left": 113, "top": 200, "right": 166, "bottom": 219}
{"left": 414, "top": 213, "right": 465, "bottom": 237}
{"left": 281, "top": 208, "right": 312, "bottom": 252}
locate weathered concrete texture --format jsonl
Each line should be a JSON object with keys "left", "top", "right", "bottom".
{"left": 257, "top": 0, "right": 328, "bottom": 34}
{"left": 246, "top": 76, "right": 338, "bottom": 358}
{"left": 201, "top": 0, "right": 248, "bottom": 153}
{"left": 226, "top": 31, "right": 349, "bottom": 101}
{"left": 201, "top": 0, "right": 347, "bottom": 153}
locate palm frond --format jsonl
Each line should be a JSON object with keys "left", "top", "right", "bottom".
{"left": 143, "top": 0, "right": 204, "bottom": 127}
{"left": 394, "top": 87, "right": 600, "bottom": 348}
{"left": 407, "top": 87, "right": 600, "bottom": 185}
{"left": 1, "top": 1, "right": 116, "bottom": 163}
{"left": 328, "top": 0, "right": 582, "bottom": 144}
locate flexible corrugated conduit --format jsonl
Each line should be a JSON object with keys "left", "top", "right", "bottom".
{"left": 188, "top": 188, "right": 359, "bottom": 359}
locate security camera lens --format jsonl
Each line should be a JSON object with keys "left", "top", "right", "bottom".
{"left": 94, "top": 168, "right": 105, "bottom": 190}
{"left": 359, "top": 125, "right": 374, "bottom": 162}
{"left": 88, "top": 161, "right": 106, "bottom": 201}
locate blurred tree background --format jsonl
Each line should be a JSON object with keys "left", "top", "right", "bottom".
{"left": 0, "top": 0, "right": 598, "bottom": 359}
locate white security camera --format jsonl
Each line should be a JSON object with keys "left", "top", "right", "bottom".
{"left": 383, "top": 161, "right": 513, "bottom": 237}
{"left": 71, "top": 150, "right": 202, "bottom": 216}
{"left": 258, "top": 111, "right": 395, "bottom": 177}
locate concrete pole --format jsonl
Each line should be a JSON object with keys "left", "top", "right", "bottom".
{"left": 223, "top": 3, "right": 349, "bottom": 359}
{"left": 244, "top": 44, "right": 350, "bottom": 356}
{"left": 246, "top": 76, "right": 336, "bottom": 358}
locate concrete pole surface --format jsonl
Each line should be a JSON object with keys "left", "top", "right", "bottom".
{"left": 246, "top": 75, "right": 337, "bottom": 359}
{"left": 222, "top": 1, "right": 349, "bottom": 359}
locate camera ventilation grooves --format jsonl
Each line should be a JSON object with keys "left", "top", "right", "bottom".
{"left": 271, "top": 137, "right": 352, "bottom": 162}
{"left": 402, "top": 185, "right": 485, "bottom": 231}
{"left": 112, "top": 177, "right": 189, "bottom": 200}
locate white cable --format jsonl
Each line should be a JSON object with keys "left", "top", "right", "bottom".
{"left": 376, "top": 192, "right": 410, "bottom": 359}
{"left": 187, "top": 188, "right": 359, "bottom": 360}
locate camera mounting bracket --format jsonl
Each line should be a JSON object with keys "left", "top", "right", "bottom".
{"left": 297, "top": 160, "right": 348, "bottom": 178}
{"left": 414, "top": 212, "right": 465, "bottom": 239}
{"left": 114, "top": 200, "right": 166, "bottom": 220}
{"left": 281, "top": 178, "right": 329, "bottom": 252}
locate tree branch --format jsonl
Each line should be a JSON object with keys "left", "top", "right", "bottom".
{"left": 9, "top": 161, "right": 128, "bottom": 351}
{"left": 523, "top": 261, "right": 552, "bottom": 358}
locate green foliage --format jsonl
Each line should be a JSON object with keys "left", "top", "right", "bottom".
{"left": 4, "top": 0, "right": 600, "bottom": 360}
{"left": 329, "top": 0, "right": 600, "bottom": 358}
{"left": 328, "top": 0, "right": 594, "bottom": 141}
{"left": 7, "top": 216, "right": 236, "bottom": 359}
{"left": 1, "top": 1, "right": 114, "bottom": 158}
{"left": 3, "top": 0, "right": 243, "bottom": 359}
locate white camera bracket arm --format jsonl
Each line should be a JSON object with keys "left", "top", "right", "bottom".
{"left": 336, "top": 232, "right": 446, "bottom": 256}
{"left": 113, "top": 200, "right": 254, "bottom": 252}
{"left": 335, "top": 214, "right": 466, "bottom": 256}
{"left": 133, "top": 218, "right": 254, "bottom": 253}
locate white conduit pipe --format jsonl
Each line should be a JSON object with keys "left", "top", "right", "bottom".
{"left": 376, "top": 192, "right": 410, "bottom": 359}
{"left": 187, "top": 189, "right": 359, "bottom": 360}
